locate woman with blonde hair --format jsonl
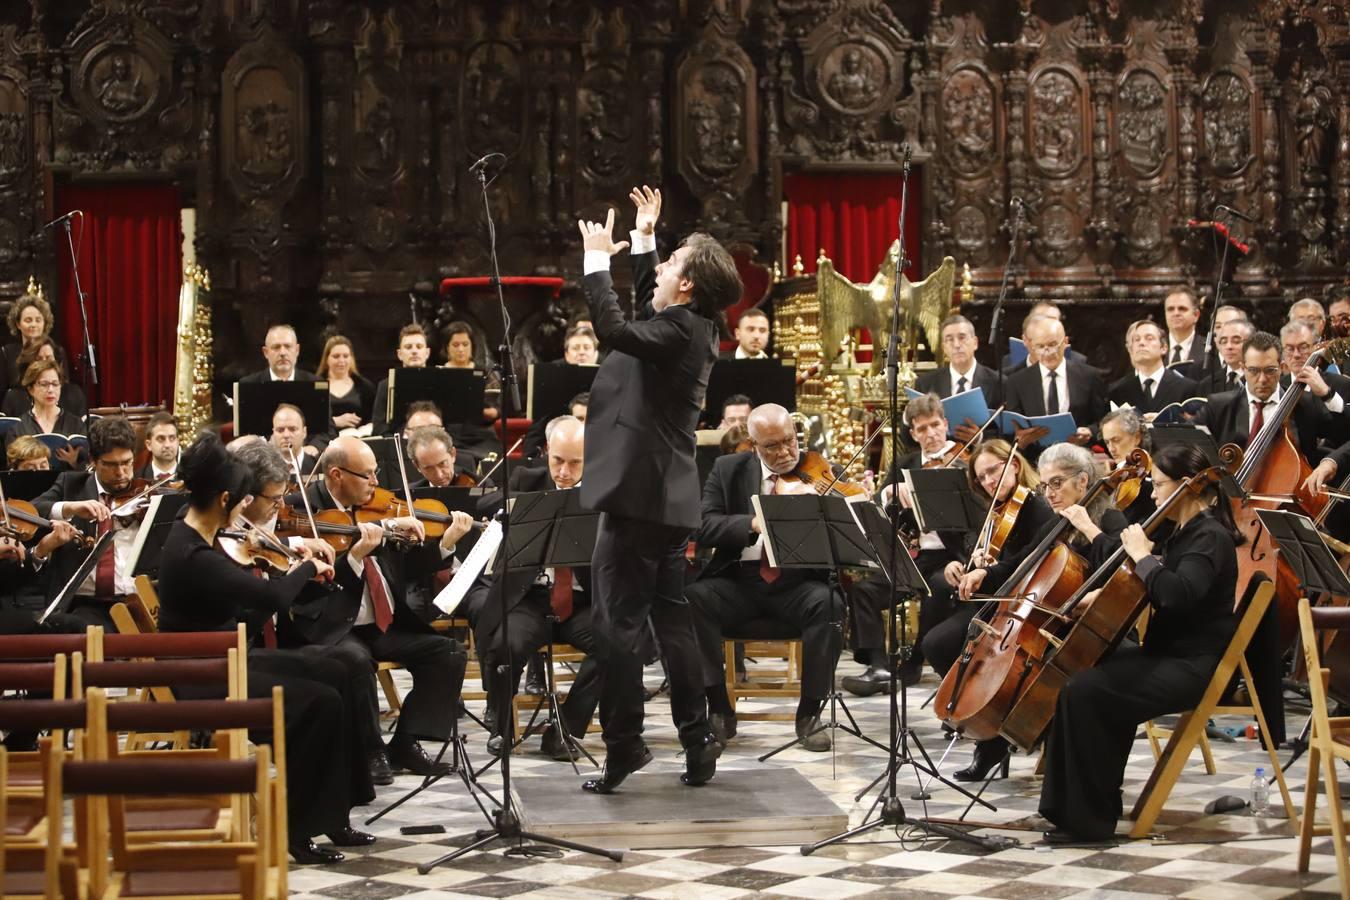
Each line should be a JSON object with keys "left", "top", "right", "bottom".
{"left": 316, "top": 335, "right": 375, "bottom": 433}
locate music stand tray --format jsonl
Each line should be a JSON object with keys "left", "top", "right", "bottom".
{"left": 903, "top": 468, "right": 986, "bottom": 533}
{"left": 233, "top": 381, "right": 330, "bottom": 438}
{"left": 1255, "top": 509, "right": 1350, "bottom": 598}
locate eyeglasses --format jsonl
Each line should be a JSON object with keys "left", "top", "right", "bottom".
{"left": 336, "top": 465, "right": 379, "bottom": 481}
{"left": 257, "top": 492, "right": 285, "bottom": 507}
{"left": 1243, "top": 366, "right": 1281, "bottom": 379}
{"left": 756, "top": 437, "right": 797, "bottom": 454}
{"left": 1330, "top": 314, "right": 1350, "bottom": 325}
{"left": 1282, "top": 343, "right": 1313, "bottom": 356}
{"left": 1039, "top": 474, "right": 1078, "bottom": 493}
{"left": 34, "top": 381, "right": 61, "bottom": 390}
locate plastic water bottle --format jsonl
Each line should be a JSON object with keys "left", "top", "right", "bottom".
{"left": 1251, "top": 767, "right": 1270, "bottom": 816}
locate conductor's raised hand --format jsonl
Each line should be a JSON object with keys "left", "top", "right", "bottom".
{"left": 630, "top": 185, "right": 661, "bottom": 236}
{"left": 578, "top": 208, "right": 630, "bottom": 256}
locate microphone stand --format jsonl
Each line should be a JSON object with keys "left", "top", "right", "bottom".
{"left": 1199, "top": 203, "right": 1235, "bottom": 385}
{"left": 804, "top": 146, "right": 1007, "bottom": 857}
{"left": 59, "top": 215, "right": 99, "bottom": 397}
{"left": 990, "top": 199, "right": 1024, "bottom": 409}
{"left": 419, "top": 158, "right": 619, "bottom": 873}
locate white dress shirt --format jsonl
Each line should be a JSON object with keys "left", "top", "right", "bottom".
{"left": 735, "top": 347, "right": 768, "bottom": 360}
{"left": 1039, "top": 361, "right": 1070, "bottom": 415}
{"left": 739, "top": 460, "right": 779, "bottom": 562}
{"left": 584, "top": 230, "right": 656, "bottom": 276}
{"left": 50, "top": 475, "right": 138, "bottom": 597}
{"left": 949, "top": 364, "right": 977, "bottom": 396}
{"left": 1168, "top": 331, "right": 1195, "bottom": 365}
{"left": 1136, "top": 364, "right": 1166, "bottom": 398}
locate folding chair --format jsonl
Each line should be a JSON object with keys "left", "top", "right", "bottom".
{"left": 1295, "top": 599, "right": 1350, "bottom": 889}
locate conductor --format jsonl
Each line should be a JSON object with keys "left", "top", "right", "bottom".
{"left": 576, "top": 187, "right": 743, "bottom": 793}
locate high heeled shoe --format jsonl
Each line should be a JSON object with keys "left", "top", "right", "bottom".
{"left": 953, "top": 738, "right": 1011, "bottom": 782}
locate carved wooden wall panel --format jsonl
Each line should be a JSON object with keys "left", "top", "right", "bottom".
{"left": 0, "top": 0, "right": 1348, "bottom": 387}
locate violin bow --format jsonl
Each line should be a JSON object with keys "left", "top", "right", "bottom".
{"left": 947, "top": 405, "right": 1003, "bottom": 466}
{"left": 391, "top": 433, "right": 422, "bottom": 543}
{"left": 477, "top": 437, "right": 524, "bottom": 485}
{"left": 0, "top": 476, "right": 12, "bottom": 538}
{"left": 819, "top": 417, "right": 887, "bottom": 495}
{"left": 287, "top": 448, "right": 322, "bottom": 541}
{"left": 107, "top": 473, "right": 175, "bottom": 518}
{"left": 966, "top": 444, "right": 1019, "bottom": 571}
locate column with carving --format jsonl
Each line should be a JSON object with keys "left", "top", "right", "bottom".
{"left": 1169, "top": 47, "right": 1200, "bottom": 221}
{"left": 1250, "top": 41, "right": 1283, "bottom": 261}
{"left": 1334, "top": 52, "right": 1350, "bottom": 264}
{"left": 1002, "top": 44, "right": 1033, "bottom": 271}
{"left": 1084, "top": 49, "right": 1117, "bottom": 267}
{"left": 758, "top": 7, "right": 784, "bottom": 262}
{"left": 552, "top": 45, "right": 573, "bottom": 232}
{"left": 316, "top": 45, "right": 346, "bottom": 257}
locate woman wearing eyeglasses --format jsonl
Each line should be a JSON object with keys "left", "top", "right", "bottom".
{"left": 6, "top": 359, "right": 87, "bottom": 471}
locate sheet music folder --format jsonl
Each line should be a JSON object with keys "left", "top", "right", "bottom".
{"left": 486, "top": 488, "right": 598, "bottom": 576}
{"left": 387, "top": 367, "right": 485, "bottom": 429}
{"left": 527, "top": 362, "right": 598, "bottom": 422}
{"left": 233, "top": 381, "right": 331, "bottom": 438}
{"left": 1255, "top": 509, "right": 1350, "bottom": 598}
{"left": 902, "top": 467, "right": 986, "bottom": 533}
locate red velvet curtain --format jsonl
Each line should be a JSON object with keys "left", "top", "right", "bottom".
{"left": 54, "top": 184, "right": 182, "bottom": 407}
{"left": 783, "top": 171, "right": 922, "bottom": 283}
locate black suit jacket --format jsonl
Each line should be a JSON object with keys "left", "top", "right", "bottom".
{"left": 1166, "top": 333, "right": 1207, "bottom": 367}
{"left": 1194, "top": 388, "right": 1336, "bottom": 464}
{"left": 915, "top": 363, "right": 1003, "bottom": 411}
{"left": 31, "top": 472, "right": 113, "bottom": 607}
{"left": 280, "top": 481, "right": 427, "bottom": 644}
{"left": 1108, "top": 369, "right": 1200, "bottom": 415}
{"left": 580, "top": 250, "right": 718, "bottom": 531}
{"left": 1003, "top": 360, "right": 1109, "bottom": 435}
{"left": 237, "top": 368, "right": 317, "bottom": 385}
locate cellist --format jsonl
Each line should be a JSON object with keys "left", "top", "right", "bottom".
{"left": 943, "top": 442, "right": 1128, "bottom": 782}
{"left": 1039, "top": 443, "right": 1239, "bottom": 844}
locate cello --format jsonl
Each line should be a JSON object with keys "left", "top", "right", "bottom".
{"left": 934, "top": 449, "right": 1151, "bottom": 740}
{"left": 999, "top": 463, "right": 1227, "bottom": 750}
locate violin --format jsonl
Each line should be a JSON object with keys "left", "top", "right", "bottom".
{"left": 273, "top": 503, "right": 420, "bottom": 553}
{"left": 983, "top": 485, "right": 1031, "bottom": 562}
{"left": 359, "top": 487, "right": 487, "bottom": 541}
{"left": 0, "top": 499, "right": 95, "bottom": 548}
{"left": 775, "top": 450, "right": 867, "bottom": 497}
{"left": 217, "top": 529, "right": 294, "bottom": 572}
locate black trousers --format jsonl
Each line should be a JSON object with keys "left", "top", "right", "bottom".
{"left": 246, "top": 649, "right": 374, "bottom": 839}
{"left": 686, "top": 564, "right": 842, "bottom": 702}
{"left": 478, "top": 590, "right": 599, "bottom": 739}
{"left": 591, "top": 512, "right": 708, "bottom": 754}
{"left": 65, "top": 597, "right": 117, "bottom": 630}
{"left": 853, "top": 550, "right": 957, "bottom": 669}
{"left": 287, "top": 640, "right": 385, "bottom": 755}
{"left": 920, "top": 594, "right": 982, "bottom": 679}
{"left": 340, "top": 625, "right": 465, "bottom": 743}
{"left": 1039, "top": 646, "right": 1217, "bottom": 840}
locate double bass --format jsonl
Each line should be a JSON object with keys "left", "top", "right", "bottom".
{"left": 934, "top": 449, "right": 1151, "bottom": 741}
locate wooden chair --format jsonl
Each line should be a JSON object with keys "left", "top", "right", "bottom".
{"left": 1296, "top": 598, "right": 1350, "bottom": 889}
{"left": 723, "top": 619, "right": 803, "bottom": 722}
{"left": 1128, "top": 574, "right": 1296, "bottom": 837}
{"left": 65, "top": 740, "right": 276, "bottom": 899}
{"left": 0, "top": 656, "right": 71, "bottom": 799}
{"left": 0, "top": 741, "right": 81, "bottom": 900}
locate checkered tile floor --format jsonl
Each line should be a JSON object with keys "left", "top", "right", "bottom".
{"left": 290, "top": 660, "right": 1348, "bottom": 898}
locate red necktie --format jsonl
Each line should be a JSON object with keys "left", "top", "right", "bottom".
{"left": 364, "top": 556, "right": 394, "bottom": 632}
{"left": 759, "top": 475, "right": 780, "bottom": 584}
{"left": 550, "top": 567, "right": 574, "bottom": 621}
{"left": 1248, "top": 400, "right": 1266, "bottom": 443}
{"left": 95, "top": 493, "right": 116, "bottom": 599}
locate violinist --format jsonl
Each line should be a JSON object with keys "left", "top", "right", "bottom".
{"left": 1040, "top": 443, "right": 1239, "bottom": 844}
{"left": 944, "top": 442, "right": 1126, "bottom": 783}
{"left": 136, "top": 411, "right": 180, "bottom": 480}
{"left": 685, "top": 403, "right": 844, "bottom": 753}
{"left": 31, "top": 416, "right": 143, "bottom": 628}
{"left": 270, "top": 403, "right": 319, "bottom": 476}
{"left": 155, "top": 434, "right": 377, "bottom": 865}
{"left": 1099, "top": 408, "right": 1155, "bottom": 524}
{"left": 400, "top": 425, "right": 480, "bottom": 625}
{"left": 0, "top": 520, "right": 87, "bottom": 635}
{"left": 291, "top": 435, "right": 469, "bottom": 778}
{"left": 846, "top": 393, "right": 966, "bottom": 695}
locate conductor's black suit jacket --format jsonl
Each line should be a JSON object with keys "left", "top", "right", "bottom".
{"left": 580, "top": 249, "right": 719, "bottom": 531}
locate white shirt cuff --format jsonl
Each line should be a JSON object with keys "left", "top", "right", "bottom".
{"left": 629, "top": 230, "right": 656, "bottom": 255}
{"left": 1326, "top": 392, "right": 1345, "bottom": 414}
{"left": 583, "top": 250, "right": 612, "bottom": 276}
{"left": 347, "top": 554, "right": 364, "bottom": 578}
{"left": 50, "top": 502, "right": 67, "bottom": 521}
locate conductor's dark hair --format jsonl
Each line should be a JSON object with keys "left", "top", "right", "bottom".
{"left": 179, "top": 432, "right": 253, "bottom": 513}
{"left": 1152, "top": 442, "right": 1243, "bottom": 543}
{"left": 89, "top": 416, "right": 137, "bottom": 461}
{"left": 679, "top": 233, "right": 743, "bottom": 318}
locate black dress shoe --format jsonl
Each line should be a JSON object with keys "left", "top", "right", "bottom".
{"left": 681, "top": 732, "right": 723, "bottom": 786}
{"left": 524, "top": 657, "right": 545, "bottom": 695}
{"left": 388, "top": 736, "right": 452, "bottom": 777}
{"left": 896, "top": 659, "right": 923, "bottom": 688}
{"left": 290, "top": 838, "right": 345, "bottom": 865}
{"left": 582, "top": 744, "right": 653, "bottom": 794}
{"left": 795, "top": 716, "right": 831, "bottom": 752}
{"left": 325, "top": 825, "right": 376, "bottom": 847}
{"left": 1042, "top": 827, "right": 1110, "bottom": 845}
{"left": 540, "top": 724, "right": 579, "bottom": 761}
{"left": 953, "top": 738, "right": 1011, "bottom": 783}
{"left": 841, "top": 664, "right": 894, "bottom": 697}
{"left": 369, "top": 749, "right": 394, "bottom": 786}
{"left": 709, "top": 712, "right": 738, "bottom": 745}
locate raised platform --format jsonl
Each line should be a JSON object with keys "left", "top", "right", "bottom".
{"left": 514, "top": 767, "right": 848, "bottom": 850}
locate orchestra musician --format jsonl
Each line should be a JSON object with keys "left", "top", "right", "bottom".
{"left": 371, "top": 323, "right": 433, "bottom": 436}
{"left": 238, "top": 324, "right": 316, "bottom": 383}
{"left": 1108, "top": 320, "right": 1199, "bottom": 415}
{"left": 1098, "top": 408, "right": 1155, "bottom": 524}
{"left": 721, "top": 307, "right": 770, "bottom": 360}
{"left": 1039, "top": 443, "right": 1239, "bottom": 844}
{"left": 576, "top": 185, "right": 741, "bottom": 793}
{"left": 270, "top": 402, "right": 319, "bottom": 476}
{"left": 288, "top": 435, "right": 469, "bottom": 778}
{"left": 686, "top": 403, "right": 844, "bottom": 752}
{"left": 31, "top": 416, "right": 146, "bottom": 628}
{"left": 155, "top": 433, "right": 377, "bottom": 865}
{"left": 944, "top": 442, "right": 1127, "bottom": 783}
{"left": 136, "top": 411, "right": 180, "bottom": 480}
{"left": 562, "top": 324, "right": 600, "bottom": 365}
{"left": 318, "top": 334, "right": 377, "bottom": 433}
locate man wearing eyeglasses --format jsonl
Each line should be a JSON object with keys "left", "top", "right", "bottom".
{"left": 914, "top": 314, "right": 1002, "bottom": 442}
{"left": 1195, "top": 330, "right": 1340, "bottom": 465}
{"left": 287, "top": 435, "right": 470, "bottom": 779}
{"left": 1002, "top": 315, "right": 1108, "bottom": 459}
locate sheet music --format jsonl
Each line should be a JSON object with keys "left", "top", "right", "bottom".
{"left": 126, "top": 494, "right": 165, "bottom": 575}
{"left": 433, "top": 518, "right": 502, "bottom": 615}
{"left": 39, "top": 530, "right": 114, "bottom": 624}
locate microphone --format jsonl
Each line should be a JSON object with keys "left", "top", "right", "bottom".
{"left": 41, "top": 210, "right": 81, "bottom": 230}
{"left": 1216, "top": 204, "right": 1256, "bottom": 223}
{"left": 469, "top": 152, "right": 506, "bottom": 177}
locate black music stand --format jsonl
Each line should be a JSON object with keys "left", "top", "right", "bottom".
{"left": 1149, "top": 425, "right": 1244, "bottom": 499}
{"left": 232, "top": 381, "right": 330, "bottom": 438}
{"left": 703, "top": 358, "right": 797, "bottom": 427}
{"left": 750, "top": 493, "right": 893, "bottom": 761}
{"left": 903, "top": 467, "right": 986, "bottom": 532}
{"left": 129, "top": 494, "right": 189, "bottom": 579}
{"left": 422, "top": 489, "right": 618, "bottom": 868}
{"left": 39, "top": 530, "right": 114, "bottom": 625}
{"left": 526, "top": 362, "right": 598, "bottom": 423}
{"left": 0, "top": 469, "right": 58, "bottom": 501}
{"left": 803, "top": 490, "right": 1004, "bottom": 855}
{"left": 387, "top": 368, "right": 486, "bottom": 429}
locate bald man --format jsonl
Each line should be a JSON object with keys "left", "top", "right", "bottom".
{"left": 684, "top": 403, "right": 843, "bottom": 753}
{"left": 240, "top": 324, "right": 317, "bottom": 383}
{"left": 1002, "top": 316, "right": 1108, "bottom": 458}
{"left": 288, "top": 436, "right": 470, "bottom": 778}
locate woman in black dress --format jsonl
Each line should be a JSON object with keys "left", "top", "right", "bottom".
{"left": 1039, "top": 442, "right": 1239, "bottom": 843}
{"left": 6, "top": 360, "right": 86, "bottom": 471}
{"left": 156, "top": 434, "right": 377, "bottom": 865}
{"left": 317, "top": 334, "right": 375, "bottom": 433}
{"left": 2, "top": 337, "right": 87, "bottom": 419}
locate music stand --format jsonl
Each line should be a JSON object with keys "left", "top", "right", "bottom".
{"left": 39, "top": 530, "right": 114, "bottom": 624}
{"left": 1149, "top": 424, "right": 1244, "bottom": 499}
{"left": 421, "top": 489, "right": 618, "bottom": 869}
{"left": 903, "top": 467, "right": 986, "bottom": 532}
{"left": 803, "top": 489, "right": 1003, "bottom": 855}
{"left": 387, "top": 368, "right": 485, "bottom": 429}
{"left": 232, "top": 381, "right": 330, "bottom": 438}
{"left": 703, "top": 358, "right": 797, "bottom": 426}
{"left": 526, "top": 362, "right": 598, "bottom": 423}
{"left": 0, "top": 469, "right": 58, "bottom": 501}
{"left": 129, "top": 494, "right": 189, "bottom": 579}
